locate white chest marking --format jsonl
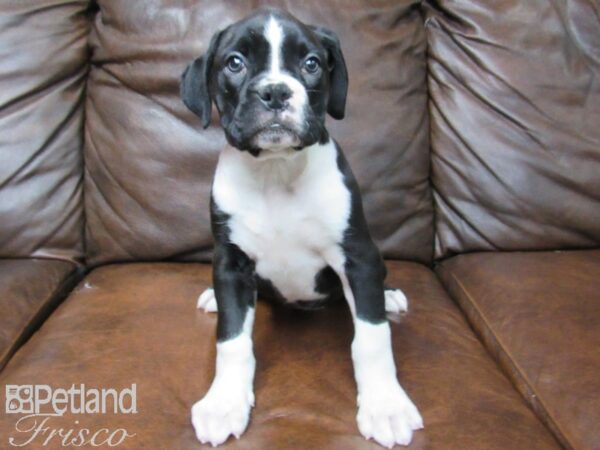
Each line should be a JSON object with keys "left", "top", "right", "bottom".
{"left": 212, "top": 140, "right": 351, "bottom": 302}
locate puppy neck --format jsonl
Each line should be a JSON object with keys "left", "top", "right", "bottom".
{"left": 220, "top": 139, "right": 329, "bottom": 187}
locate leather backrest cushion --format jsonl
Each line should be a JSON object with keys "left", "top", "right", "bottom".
{"left": 426, "top": 0, "right": 600, "bottom": 259}
{"left": 84, "top": 0, "right": 433, "bottom": 266}
{"left": 0, "top": 1, "right": 89, "bottom": 262}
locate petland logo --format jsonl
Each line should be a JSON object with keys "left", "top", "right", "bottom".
{"left": 5, "top": 384, "right": 137, "bottom": 447}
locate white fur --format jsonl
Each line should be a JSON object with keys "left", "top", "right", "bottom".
{"left": 261, "top": 16, "right": 307, "bottom": 129}
{"left": 195, "top": 285, "right": 418, "bottom": 449}
{"left": 212, "top": 139, "right": 351, "bottom": 302}
{"left": 352, "top": 319, "right": 423, "bottom": 448}
{"left": 192, "top": 308, "right": 256, "bottom": 446}
{"left": 197, "top": 288, "right": 218, "bottom": 312}
{"left": 325, "top": 251, "right": 421, "bottom": 447}
{"left": 210, "top": 138, "right": 421, "bottom": 446}
{"left": 323, "top": 246, "right": 357, "bottom": 315}
{"left": 201, "top": 18, "right": 420, "bottom": 447}
{"left": 265, "top": 16, "right": 283, "bottom": 77}
{"left": 385, "top": 289, "right": 408, "bottom": 314}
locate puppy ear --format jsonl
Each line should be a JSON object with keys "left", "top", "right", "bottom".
{"left": 312, "top": 26, "right": 348, "bottom": 120}
{"left": 180, "top": 30, "right": 223, "bottom": 128}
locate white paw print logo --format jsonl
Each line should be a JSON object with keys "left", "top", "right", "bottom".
{"left": 5, "top": 385, "right": 34, "bottom": 414}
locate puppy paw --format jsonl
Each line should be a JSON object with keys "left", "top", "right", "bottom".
{"left": 356, "top": 383, "right": 423, "bottom": 448}
{"left": 191, "top": 386, "right": 254, "bottom": 446}
{"left": 384, "top": 289, "right": 408, "bottom": 314}
{"left": 197, "top": 288, "right": 218, "bottom": 312}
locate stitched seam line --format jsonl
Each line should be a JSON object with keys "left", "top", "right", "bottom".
{"left": 439, "top": 264, "right": 571, "bottom": 450}
{"left": 0, "top": 265, "right": 81, "bottom": 371}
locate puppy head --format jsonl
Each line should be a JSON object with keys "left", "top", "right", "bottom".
{"left": 181, "top": 8, "right": 348, "bottom": 157}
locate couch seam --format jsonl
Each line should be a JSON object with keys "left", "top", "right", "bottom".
{"left": 438, "top": 264, "right": 572, "bottom": 450}
{"left": 0, "top": 265, "right": 84, "bottom": 371}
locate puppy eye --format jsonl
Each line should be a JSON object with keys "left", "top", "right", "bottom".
{"left": 302, "top": 56, "right": 320, "bottom": 74}
{"left": 226, "top": 55, "right": 245, "bottom": 73}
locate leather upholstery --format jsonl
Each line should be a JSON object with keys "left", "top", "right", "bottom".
{"left": 0, "top": 259, "right": 78, "bottom": 371}
{"left": 437, "top": 251, "right": 600, "bottom": 450}
{"left": 83, "top": 0, "right": 434, "bottom": 267}
{"left": 0, "top": 0, "right": 598, "bottom": 448}
{"left": 426, "top": 0, "right": 600, "bottom": 259}
{"left": 0, "top": 0, "right": 89, "bottom": 262}
{"left": 0, "top": 262, "right": 561, "bottom": 449}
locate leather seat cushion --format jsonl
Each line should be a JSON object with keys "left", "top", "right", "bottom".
{"left": 0, "top": 261, "right": 559, "bottom": 449}
{"left": 437, "top": 250, "right": 600, "bottom": 450}
{"left": 0, "top": 259, "right": 78, "bottom": 371}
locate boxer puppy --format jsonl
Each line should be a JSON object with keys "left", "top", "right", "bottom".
{"left": 181, "top": 8, "right": 423, "bottom": 448}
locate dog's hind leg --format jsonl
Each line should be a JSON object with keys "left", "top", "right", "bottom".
{"left": 384, "top": 288, "right": 408, "bottom": 314}
{"left": 197, "top": 288, "right": 218, "bottom": 312}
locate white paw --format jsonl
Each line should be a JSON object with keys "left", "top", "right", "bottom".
{"left": 197, "top": 288, "right": 218, "bottom": 312}
{"left": 356, "top": 382, "right": 423, "bottom": 448}
{"left": 385, "top": 289, "right": 408, "bottom": 314}
{"left": 191, "top": 386, "right": 254, "bottom": 446}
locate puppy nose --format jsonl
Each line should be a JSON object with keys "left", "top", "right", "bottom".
{"left": 257, "top": 83, "right": 292, "bottom": 111}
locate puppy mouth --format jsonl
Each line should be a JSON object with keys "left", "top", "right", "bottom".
{"left": 254, "top": 121, "right": 295, "bottom": 137}
{"left": 250, "top": 121, "right": 302, "bottom": 150}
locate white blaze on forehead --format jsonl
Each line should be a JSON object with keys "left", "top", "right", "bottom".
{"left": 259, "top": 15, "right": 309, "bottom": 140}
{"left": 264, "top": 16, "right": 284, "bottom": 74}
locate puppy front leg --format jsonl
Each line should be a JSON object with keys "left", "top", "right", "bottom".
{"left": 192, "top": 244, "right": 256, "bottom": 446}
{"left": 333, "top": 250, "right": 423, "bottom": 448}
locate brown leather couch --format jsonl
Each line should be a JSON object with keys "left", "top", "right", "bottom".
{"left": 1, "top": 1, "right": 598, "bottom": 449}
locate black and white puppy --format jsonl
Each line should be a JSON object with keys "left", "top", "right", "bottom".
{"left": 181, "top": 8, "right": 423, "bottom": 449}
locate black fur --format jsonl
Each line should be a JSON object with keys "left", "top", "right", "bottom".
{"left": 181, "top": 8, "right": 347, "bottom": 156}
{"left": 310, "top": 26, "right": 348, "bottom": 120}
{"left": 335, "top": 143, "right": 388, "bottom": 323}
{"left": 181, "top": 31, "right": 223, "bottom": 128}
{"left": 210, "top": 198, "right": 256, "bottom": 342}
{"left": 208, "top": 138, "right": 387, "bottom": 343}
{"left": 186, "top": 9, "right": 386, "bottom": 344}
